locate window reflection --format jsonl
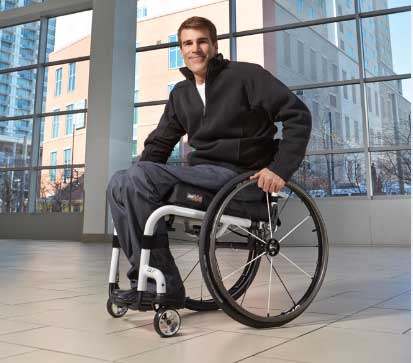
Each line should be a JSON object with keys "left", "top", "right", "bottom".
{"left": 293, "top": 153, "right": 367, "bottom": 197}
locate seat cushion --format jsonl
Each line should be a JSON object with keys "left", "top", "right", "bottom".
{"left": 166, "top": 183, "right": 269, "bottom": 221}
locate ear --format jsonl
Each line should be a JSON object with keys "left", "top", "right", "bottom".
{"left": 214, "top": 42, "right": 218, "bottom": 53}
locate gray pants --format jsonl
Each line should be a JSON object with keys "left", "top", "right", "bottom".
{"left": 106, "top": 161, "right": 238, "bottom": 283}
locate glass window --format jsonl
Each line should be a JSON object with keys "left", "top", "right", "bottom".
{"left": 40, "top": 113, "right": 86, "bottom": 168}
{"left": 63, "top": 148, "right": 71, "bottom": 181}
{"left": 342, "top": 70, "right": 348, "bottom": 99}
{"left": 296, "top": 86, "right": 364, "bottom": 152}
{"left": 0, "top": 119, "right": 32, "bottom": 168}
{"left": 46, "top": 10, "right": 92, "bottom": 63}
{"left": 371, "top": 151, "right": 410, "bottom": 195}
{"left": 293, "top": 153, "right": 367, "bottom": 198}
{"left": 297, "top": 41, "right": 305, "bottom": 74}
{"left": 55, "top": 67, "right": 62, "bottom": 96}
{"left": 0, "top": 69, "right": 36, "bottom": 118}
{"left": 68, "top": 62, "right": 76, "bottom": 91}
{"left": 0, "top": 170, "right": 30, "bottom": 213}
{"left": 321, "top": 56, "right": 327, "bottom": 81}
{"left": 168, "top": 34, "right": 184, "bottom": 69}
{"left": 52, "top": 111, "right": 59, "bottom": 138}
{"left": 65, "top": 104, "right": 74, "bottom": 135}
{"left": 0, "top": 0, "right": 43, "bottom": 11}
{"left": 237, "top": 21, "right": 359, "bottom": 88}
{"left": 43, "top": 61, "right": 89, "bottom": 113}
{"left": 36, "top": 167, "right": 84, "bottom": 213}
{"left": 368, "top": 80, "right": 411, "bottom": 147}
{"left": 0, "top": 22, "right": 40, "bottom": 69}
{"left": 361, "top": 12, "right": 410, "bottom": 78}
{"left": 310, "top": 49, "right": 317, "bottom": 81}
{"left": 359, "top": 0, "right": 410, "bottom": 12}
{"left": 168, "top": 83, "right": 175, "bottom": 93}
{"left": 284, "top": 32, "right": 291, "bottom": 67}
{"left": 50, "top": 151, "right": 57, "bottom": 181}
{"left": 236, "top": 0, "right": 355, "bottom": 30}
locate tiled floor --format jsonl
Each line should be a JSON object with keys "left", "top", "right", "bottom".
{"left": 0, "top": 240, "right": 410, "bottom": 363}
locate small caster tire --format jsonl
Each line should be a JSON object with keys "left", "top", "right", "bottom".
{"left": 106, "top": 298, "right": 128, "bottom": 318}
{"left": 153, "top": 309, "right": 181, "bottom": 337}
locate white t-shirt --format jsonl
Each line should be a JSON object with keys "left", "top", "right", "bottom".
{"left": 196, "top": 82, "right": 206, "bottom": 106}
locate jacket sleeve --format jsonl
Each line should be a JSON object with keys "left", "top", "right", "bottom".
{"left": 140, "top": 92, "right": 186, "bottom": 163}
{"left": 245, "top": 65, "right": 312, "bottom": 182}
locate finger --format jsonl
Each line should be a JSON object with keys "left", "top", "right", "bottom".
{"left": 269, "top": 180, "right": 278, "bottom": 194}
{"left": 250, "top": 172, "right": 259, "bottom": 180}
{"left": 274, "top": 180, "right": 285, "bottom": 193}
{"left": 263, "top": 177, "right": 272, "bottom": 193}
{"left": 257, "top": 175, "right": 264, "bottom": 190}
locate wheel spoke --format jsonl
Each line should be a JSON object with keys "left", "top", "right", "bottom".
{"left": 182, "top": 260, "right": 200, "bottom": 283}
{"left": 265, "top": 255, "right": 296, "bottom": 306}
{"left": 278, "top": 215, "right": 311, "bottom": 244}
{"left": 222, "top": 250, "right": 266, "bottom": 282}
{"left": 267, "top": 256, "right": 273, "bottom": 317}
{"left": 278, "top": 251, "right": 313, "bottom": 279}
{"left": 266, "top": 192, "right": 273, "bottom": 239}
{"left": 231, "top": 225, "right": 267, "bottom": 245}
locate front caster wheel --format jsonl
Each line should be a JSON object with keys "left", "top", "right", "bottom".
{"left": 153, "top": 309, "right": 181, "bottom": 337}
{"left": 106, "top": 298, "right": 128, "bottom": 318}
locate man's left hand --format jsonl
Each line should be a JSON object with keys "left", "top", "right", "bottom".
{"left": 250, "top": 168, "right": 285, "bottom": 193}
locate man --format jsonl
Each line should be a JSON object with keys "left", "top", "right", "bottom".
{"left": 107, "top": 16, "right": 311, "bottom": 307}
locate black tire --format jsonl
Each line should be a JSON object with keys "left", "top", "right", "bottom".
{"left": 153, "top": 309, "right": 181, "bottom": 337}
{"left": 106, "top": 298, "right": 128, "bottom": 318}
{"left": 199, "top": 172, "right": 329, "bottom": 328}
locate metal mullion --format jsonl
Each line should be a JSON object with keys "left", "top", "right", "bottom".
{"left": 359, "top": 6, "right": 411, "bottom": 19}
{"left": 306, "top": 148, "right": 365, "bottom": 156}
{"left": 28, "top": 16, "right": 48, "bottom": 213}
{"left": 364, "top": 74, "right": 411, "bottom": 83}
{"left": 0, "top": 164, "right": 85, "bottom": 173}
{"left": 39, "top": 108, "right": 87, "bottom": 118}
{"left": 0, "top": 108, "right": 87, "bottom": 122}
{"left": 354, "top": 0, "right": 373, "bottom": 199}
{"left": 369, "top": 145, "right": 411, "bottom": 153}
{"left": 0, "top": 113, "right": 35, "bottom": 122}
{"left": 42, "top": 55, "right": 90, "bottom": 68}
{"left": 0, "top": 63, "right": 37, "bottom": 75}
{"left": 229, "top": 0, "right": 237, "bottom": 61}
{"left": 134, "top": 100, "right": 167, "bottom": 108}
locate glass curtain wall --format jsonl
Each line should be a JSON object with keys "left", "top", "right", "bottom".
{"left": 0, "top": 9, "right": 92, "bottom": 213}
{"left": 134, "top": 0, "right": 410, "bottom": 198}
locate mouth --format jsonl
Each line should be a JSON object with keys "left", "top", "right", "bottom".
{"left": 190, "top": 56, "right": 206, "bottom": 62}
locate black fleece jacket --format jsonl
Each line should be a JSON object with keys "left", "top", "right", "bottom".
{"left": 140, "top": 53, "right": 312, "bottom": 182}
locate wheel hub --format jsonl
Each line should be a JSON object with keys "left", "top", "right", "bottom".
{"left": 266, "top": 238, "right": 280, "bottom": 257}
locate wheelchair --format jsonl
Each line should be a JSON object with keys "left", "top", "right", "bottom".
{"left": 106, "top": 171, "right": 329, "bottom": 337}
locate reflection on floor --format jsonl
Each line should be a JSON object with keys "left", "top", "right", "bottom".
{"left": 0, "top": 239, "right": 410, "bottom": 363}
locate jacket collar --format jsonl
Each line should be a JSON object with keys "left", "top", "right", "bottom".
{"left": 179, "top": 53, "right": 229, "bottom": 84}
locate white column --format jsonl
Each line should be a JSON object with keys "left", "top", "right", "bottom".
{"left": 82, "top": 0, "right": 136, "bottom": 240}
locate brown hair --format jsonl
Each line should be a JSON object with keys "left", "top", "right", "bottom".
{"left": 177, "top": 16, "right": 217, "bottom": 48}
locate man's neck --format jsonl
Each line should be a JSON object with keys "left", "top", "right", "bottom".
{"left": 194, "top": 73, "right": 206, "bottom": 85}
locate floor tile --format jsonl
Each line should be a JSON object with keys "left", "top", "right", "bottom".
{"left": 376, "top": 292, "right": 411, "bottom": 310}
{"left": 0, "top": 326, "right": 167, "bottom": 361}
{"left": 0, "top": 319, "right": 45, "bottom": 336}
{"left": 258, "top": 327, "right": 411, "bottom": 363}
{"left": 181, "top": 309, "right": 341, "bottom": 339}
{"left": 0, "top": 341, "right": 37, "bottom": 359}
{"left": 329, "top": 307, "right": 410, "bottom": 334}
{"left": 117, "top": 331, "right": 286, "bottom": 363}
{"left": 0, "top": 349, "right": 110, "bottom": 363}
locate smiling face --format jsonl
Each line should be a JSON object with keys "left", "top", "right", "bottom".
{"left": 180, "top": 27, "right": 218, "bottom": 83}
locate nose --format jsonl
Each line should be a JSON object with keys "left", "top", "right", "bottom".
{"left": 190, "top": 42, "right": 201, "bottom": 53}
